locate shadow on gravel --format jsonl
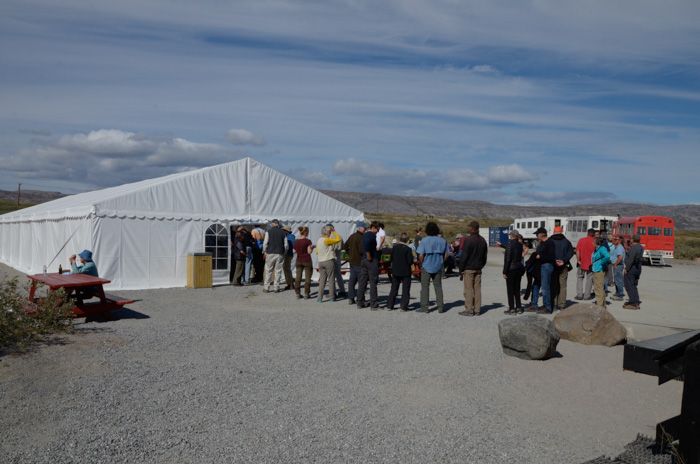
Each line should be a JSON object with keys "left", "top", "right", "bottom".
{"left": 480, "top": 302, "right": 505, "bottom": 314}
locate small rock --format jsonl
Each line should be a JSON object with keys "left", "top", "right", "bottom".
{"left": 553, "top": 303, "right": 627, "bottom": 347}
{"left": 498, "top": 315, "right": 560, "bottom": 360}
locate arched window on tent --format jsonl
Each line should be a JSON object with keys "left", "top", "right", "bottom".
{"left": 204, "top": 223, "right": 230, "bottom": 285}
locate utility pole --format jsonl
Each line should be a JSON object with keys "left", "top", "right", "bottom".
{"left": 17, "top": 183, "right": 21, "bottom": 205}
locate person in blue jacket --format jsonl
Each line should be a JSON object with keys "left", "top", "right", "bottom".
{"left": 591, "top": 237, "right": 611, "bottom": 308}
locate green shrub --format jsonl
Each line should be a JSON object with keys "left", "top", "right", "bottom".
{"left": 0, "top": 278, "right": 75, "bottom": 353}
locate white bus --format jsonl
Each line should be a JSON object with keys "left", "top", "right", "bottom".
{"left": 511, "top": 216, "right": 566, "bottom": 248}
{"left": 564, "top": 216, "right": 617, "bottom": 247}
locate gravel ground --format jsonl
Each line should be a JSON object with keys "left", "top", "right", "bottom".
{"left": 0, "top": 254, "right": 692, "bottom": 464}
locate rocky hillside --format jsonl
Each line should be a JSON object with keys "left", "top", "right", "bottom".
{"left": 0, "top": 189, "right": 68, "bottom": 205}
{"left": 3, "top": 188, "right": 698, "bottom": 230}
{"left": 320, "top": 190, "right": 700, "bottom": 231}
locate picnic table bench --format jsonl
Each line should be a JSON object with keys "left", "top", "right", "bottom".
{"left": 27, "top": 273, "right": 134, "bottom": 321}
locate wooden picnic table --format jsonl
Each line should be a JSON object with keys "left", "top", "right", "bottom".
{"left": 27, "top": 273, "right": 133, "bottom": 320}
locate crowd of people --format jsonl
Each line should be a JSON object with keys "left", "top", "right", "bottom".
{"left": 229, "top": 219, "right": 645, "bottom": 315}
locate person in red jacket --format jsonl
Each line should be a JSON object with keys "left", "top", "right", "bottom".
{"left": 575, "top": 228, "right": 596, "bottom": 300}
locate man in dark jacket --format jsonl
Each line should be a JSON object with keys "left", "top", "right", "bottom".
{"left": 623, "top": 234, "right": 643, "bottom": 309}
{"left": 458, "top": 221, "right": 488, "bottom": 316}
{"left": 343, "top": 222, "right": 366, "bottom": 305}
{"left": 502, "top": 230, "right": 524, "bottom": 315}
{"left": 387, "top": 233, "right": 414, "bottom": 311}
{"left": 534, "top": 227, "right": 556, "bottom": 314}
{"left": 550, "top": 226, "right": 574, "bottom": 310}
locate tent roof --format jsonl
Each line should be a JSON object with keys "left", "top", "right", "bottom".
{"left": 1, "top": 158, "right": 364, "bottom": 223}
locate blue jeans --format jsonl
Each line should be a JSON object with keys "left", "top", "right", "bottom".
{"left": 613, "top": 265, "right": 625, "bottom": 298}
{"left": 531, "top": 283, "right": 540, "bottom": 307}
{"left": 244, "top": 246, "right": 253, "bottom": 282}
{"left": 540, "top": 263, "right": 554, "bottom": 312}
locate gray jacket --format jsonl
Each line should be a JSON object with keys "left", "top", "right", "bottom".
{"left": 624, "top": 243, "right": 643, "bottom": 272}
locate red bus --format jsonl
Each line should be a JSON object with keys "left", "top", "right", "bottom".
{"left": 612, "top": 216, "right": 675, "bottom": 260}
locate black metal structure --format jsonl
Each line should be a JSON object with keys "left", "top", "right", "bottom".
{"left": 623, "top": 329, "right": 700, "bottom": 464}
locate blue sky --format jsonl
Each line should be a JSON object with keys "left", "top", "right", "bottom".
{"left": 1, "top": 0, "right": 699, "bottom": 206}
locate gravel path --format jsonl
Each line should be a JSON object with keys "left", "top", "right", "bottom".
{"left": 0, "top": 256, "right": 691, "bottom": 463}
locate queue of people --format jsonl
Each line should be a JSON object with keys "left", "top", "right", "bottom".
{"left": 229, "top": 220, "right": 644, "bottom": 314}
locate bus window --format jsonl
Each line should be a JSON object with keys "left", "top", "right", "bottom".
{"left": 664, "top": 228, "right": 673, "bottom": 236}
{"left": 555, "top": 219, "right": 561, "bottom": 227}
{"left": 648, "top": 227, "right": 661, "bottom": 236}
{"left": 637, "top": 227, "right": 646, "bottom": 235}
{"left": 528, "top": 222, "right": 532, "bottom": 228}
{"left": 592, "top": 220, "right": 599, "bottom": 229}
{"left": 540, "top": 221, "right": 545, "bottom": 227}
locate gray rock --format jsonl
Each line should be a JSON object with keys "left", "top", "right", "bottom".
{"left": 498, "top": 315, "right": 560, "bottom": 360}
{"left": 553, "top": 303, "right": 627, "bottom": 347}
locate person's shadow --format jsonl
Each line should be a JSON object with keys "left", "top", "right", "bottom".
{"left": 480, "top": 302, "right": 505, "bottom": 314}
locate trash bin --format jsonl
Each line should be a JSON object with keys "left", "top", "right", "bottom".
{"left": 187, "top": 252, "right": 212, "bottom": 288}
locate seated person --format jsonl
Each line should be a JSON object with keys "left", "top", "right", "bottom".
{"left": 70, "top": 250, "right": 100, "bottom": 300}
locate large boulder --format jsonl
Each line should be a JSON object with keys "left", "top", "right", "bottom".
{"left": 553, "top": 303, "right": 627, "bottom": 347}
{"left": 498, "top": 315, "right": 560, "bottom": 360}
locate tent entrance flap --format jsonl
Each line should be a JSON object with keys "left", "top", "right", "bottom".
{"left": 204, "top": 223, "right": 230, "bottom": 286}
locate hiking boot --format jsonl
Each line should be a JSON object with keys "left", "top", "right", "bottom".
{"left": 338, "top": 291, "right": 347, "bottom": 298}
{"left": 296, "top": 293, "right": 302, "bottom": 299}
{"left": 611, "top": 296, "right": 623, "bottom": 301}
{"left": 623, "top": 303, "right": 639, "bottom": 310}
{"left": 574, "top": 295, "right": 583, "bottom": 300}
{"left": 438, "top": 308, "right": 445, "bottom": 313}
{"left": 504, "top": 309, "right": 516, "bottom": 315}
{"left": 348, "top": 298, "right": 356, "bottom": 305}
{"left": 516, "top": 307, "right": 524, "bottom": 314}
{"left": 536, "top": 308, "right": 551, "bottom": 315}
{"left": 458, "top": 311, "right": 475, "bottom": 317}
{"left": 416, "top": 308, "right": 430, "bottom": 313}
{"left": 524, "top": 305, "right": 537, "bottom": 312}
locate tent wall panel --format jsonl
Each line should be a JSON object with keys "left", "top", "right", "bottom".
{"left": 1, "top": 158, "right": 364, "bottom": 289}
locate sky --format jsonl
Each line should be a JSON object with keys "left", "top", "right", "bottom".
{"left": 1, "top": 0, "right": 699, "bottom": 206}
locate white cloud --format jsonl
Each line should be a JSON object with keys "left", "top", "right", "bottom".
{"left": 488, "top": 164, "right": 538, "bottom": 184}
{"left": 288, "top": 157, "right": 539, "bottom": 198}
{"left": 2, "top": 129, "right": 239, "bottom": 187}
{"left": 225, "top": 129, "right": 266, "bottom": 146}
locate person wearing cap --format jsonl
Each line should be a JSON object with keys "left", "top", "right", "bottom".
{"left": 323, "top": 223, "right": 345, "bottom": 298}
{"left": 550, "top": 225, "right": 574, "bottom": 310}
{"left": 70, "top": 249, "right": 99, "bottom": 300}
{"left": 458, "top": 221, "right": 488, "bottom": 316}
{"left": 609, "top": 235, "right": 626, "bottom": 301}
{"left": 282, "top": 224, "right": 296, "bottom": 290}
{"left": 70, "top": 249, "right": 99, "bottom": 277}
{"left": 344, "top": 222, "right": 367, "bottom": 305}
{"left": 262, "top": 219, "right": 288, "bottom": 293}
{"left": 387, "top": 232, "right": 414, "bottom": 311}
{"left": 575, "top": 228, "right": 596, "bottom": 300}
{"left": 533, "top": 227, "right": 556, "bottom": 314}
{"left": 502, "top": 230, "right": 524, "bottom": 315}
{"left": 357, "top": 221, "right": 382, "bottom": 309}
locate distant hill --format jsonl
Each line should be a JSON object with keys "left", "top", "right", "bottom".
{"left": 320, "top": 190, "right": 700, "bottom": 231}
{"left": 3, "top": 188, "right": 698, "bottom": 230}
{"left": 0, "top": 189, "right": 68, "bottom": 205}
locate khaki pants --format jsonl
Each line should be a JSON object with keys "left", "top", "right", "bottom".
{"left": 263, "top": 253, "right": 284, "bottom": 291}
{"left": 552, "top": 266, "right": 569, "bottom": 308}
{"left": 462, "top": 269, "right": 482, "bottom": 314}
{"left": 283, "top": 254, "right": 294, "bottom": 288}
{"left": 593, "top": 271, "right": 606, "bottom": 308}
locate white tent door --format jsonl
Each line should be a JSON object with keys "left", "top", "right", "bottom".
{"left": 204, "top": 223, "right": 230, "bottom": 286}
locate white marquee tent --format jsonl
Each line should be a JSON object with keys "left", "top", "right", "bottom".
{"left": 0, "top": 158, "right": 365, "bottom": 290}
